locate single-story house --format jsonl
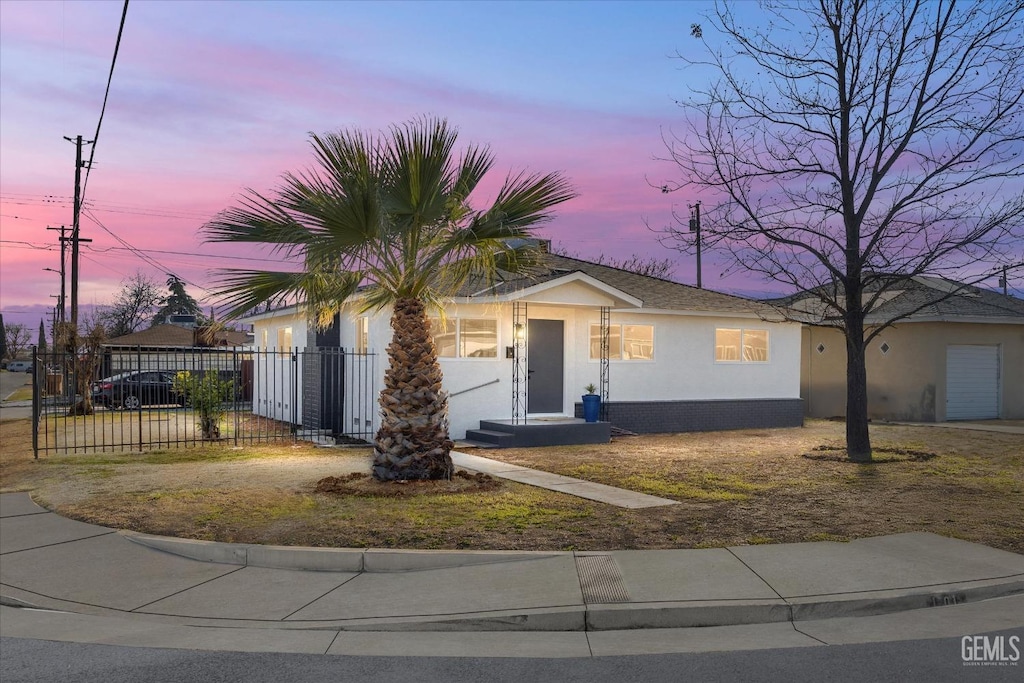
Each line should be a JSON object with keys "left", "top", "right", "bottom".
{"left": 101, "top": 323, "right": 252, "bottom": 379}
{"left": 242, "top": 253, "right": 805, "bottom": 445}
{"left": 788, "top": 277, "right": 1024, "bottom": 422}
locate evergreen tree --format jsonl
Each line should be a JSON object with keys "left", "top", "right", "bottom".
{"left": 151, "top": 275, "right": 208, "bottom": 326}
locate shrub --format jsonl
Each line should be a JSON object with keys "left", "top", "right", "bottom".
{"left": 173, "top": 371, "right": 232, "bottom": 439}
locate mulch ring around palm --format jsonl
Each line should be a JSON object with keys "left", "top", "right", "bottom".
{"left": 801, "top": 445, "right": 937, "bottom": 463}
{"left": 314, "top": 469, "right": 502, "bottom": 497}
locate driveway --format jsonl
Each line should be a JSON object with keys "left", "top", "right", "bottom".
{"left": 1, "top": 370, "right": 31, "bottom": 401}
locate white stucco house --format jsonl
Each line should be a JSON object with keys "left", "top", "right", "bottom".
{"left": 242, "top": 254, "right": 804, "bottom": 446}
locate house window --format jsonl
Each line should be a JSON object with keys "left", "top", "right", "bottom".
{"left": 429, "top": 318, "right": 497, "bottom": 358}
{"left": 261, "top": 329, "right": 268, "bottom": 349}
{"left": 277, "top": 326, "right": 292, "bottom": 349}
{"left": 590, "top": 324, "right": 654, "bottom": 360}
{"left": 460, "top": 319, "right": 498, "bottom": 357}
{"left": 356, "top": 317, "right": 369, "bottom": 354}
{"left": 716, "top": 328, "right": 769, "bottom": 362}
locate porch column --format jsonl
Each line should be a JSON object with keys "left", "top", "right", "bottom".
{"left": 512, "top": 300, "right": 528, "bottom": 425}
{"left": 599, "top": 306, "right": 610, "bottom": 422}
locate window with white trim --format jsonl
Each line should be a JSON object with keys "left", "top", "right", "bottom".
{"left": 429, "top": 318, "right": 498, "bottom": 358}
{"left": 715, "top": 328, "right": 769, "bottom": 362}
{"left": 261, "top": 329, "right": 268, "bottom": 349}
{"left": 355, "top": 316, "right": 369, "bottom": 353}
{"left": 590, "top": 324, "right": 654, "bottom": 360}
{"left": 276, "top": 326, "right": 292, "bottom": 349}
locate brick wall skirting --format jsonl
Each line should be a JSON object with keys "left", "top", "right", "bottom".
{"left": 573, "top": 398, "right": 804, "bottom": 433}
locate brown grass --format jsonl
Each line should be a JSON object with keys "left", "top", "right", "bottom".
{"left": 0, "top": 417, "right": 1020, "bottom": 553}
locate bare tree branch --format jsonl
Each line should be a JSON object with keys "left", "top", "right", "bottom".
{"left": 658, "top": 0, "right": 1024, "bottom": 460}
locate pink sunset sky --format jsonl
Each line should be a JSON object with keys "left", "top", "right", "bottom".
{"left": 0, "top": 0, "right": 732, "bottom": 330}
{"left": 1, "top": 1, "right": 1020, "bottom": 333}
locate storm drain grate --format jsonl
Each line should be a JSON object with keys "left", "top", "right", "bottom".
{"left": 576, "top": 554, "right": 630, "bottom": 603}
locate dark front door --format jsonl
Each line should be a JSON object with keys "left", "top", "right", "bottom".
{"left": 527, "top": 319, "right": 564, "bottom": 413}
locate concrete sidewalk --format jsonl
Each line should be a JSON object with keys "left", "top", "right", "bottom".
{"left": 2, "top": 492, "right": 1022, "bottom": 657}
{"left": 452, "top": 450, "right": 678, "bottom": 508}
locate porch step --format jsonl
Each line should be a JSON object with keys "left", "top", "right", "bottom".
{"left": 467, "top": 419, "right": 611, "bottom": 448}
{"left": 463, "top": 429, "right": 517, "bottom": 446}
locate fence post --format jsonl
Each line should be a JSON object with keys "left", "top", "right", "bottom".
{"left": 137, "top": 345, "right": 143, "bottom": 451}
{"left": 31, "top": 345, "right": 39, "bottom": 459}
{"left": 233, "top": 347, "right": 239, "bottom": 447}
{"left": 292, "top": 347, "right": 299, "bottom": 435}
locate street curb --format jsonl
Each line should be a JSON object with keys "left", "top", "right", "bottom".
{"left": 121, "top": 531, "right": 568, "bottom": 572}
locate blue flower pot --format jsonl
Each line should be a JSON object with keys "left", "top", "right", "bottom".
{"left": 582, "top": 394, "right": 601, "bottom": 423}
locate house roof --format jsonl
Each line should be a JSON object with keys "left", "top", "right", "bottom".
{"left": 240, "top": 254, "right": 782, "bottom": 321}
{"left": 103, "top": 324, "right": 251, "bottom": 348}
{"left": 454, "top": 254, "right": 777, "bottom": 316}
{"left": 776, "top": 276, "right": 1024, "bottom": 325}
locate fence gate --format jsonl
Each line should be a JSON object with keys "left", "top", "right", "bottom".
{"left": 31, "top": 346, "right": 378, "bottom": 457}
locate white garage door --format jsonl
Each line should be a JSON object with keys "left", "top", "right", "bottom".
{"left": 946, "top": 345, "right": 1000, "bottom": 420}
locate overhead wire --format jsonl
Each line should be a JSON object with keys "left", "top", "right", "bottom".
{"left": 79, "top": 0, "right": 129, "bottom": 206}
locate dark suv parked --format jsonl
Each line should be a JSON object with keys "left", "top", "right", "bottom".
{"left": 91, "top": 371, "right": 184, "bottom": 409}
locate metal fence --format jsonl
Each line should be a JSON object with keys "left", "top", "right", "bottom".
{"left": 31, "top": 346, "right": 379, "bottom": 457}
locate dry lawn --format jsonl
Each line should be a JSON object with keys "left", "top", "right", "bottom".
{"left": 0, "top": 417, "right": 1020, "bottom": 553}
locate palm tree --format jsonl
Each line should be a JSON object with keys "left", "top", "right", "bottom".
{"left": 204, "top": 118, "right": 575, "bottom": 481}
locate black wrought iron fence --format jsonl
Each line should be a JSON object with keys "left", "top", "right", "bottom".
{"left": 31, "top": 346, "right": 378, "bottom": 457}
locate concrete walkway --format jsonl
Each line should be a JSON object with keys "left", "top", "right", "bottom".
{"left": 451, "top": 451, "right": 678, "bottom": 508}
{"left": 2, "top": 492, "right": 1022, "bottom": 657}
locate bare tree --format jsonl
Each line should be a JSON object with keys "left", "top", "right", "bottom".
{"left": 56, "top": 316, "right": 106, "bottom": 416}
{"left": 96, "top": 271, "right": 162, "bottom": 338}
{"left": 660, "top": 0, "right": 1024, "bottom": 461}
{"left": 3, "top": 323, "right": 31, "bottom": 361}
{"left": 552, "top": 245, "right": 677, "bottom": 279}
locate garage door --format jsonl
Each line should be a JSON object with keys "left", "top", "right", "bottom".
{"left": 946, "top": 345, "right": 1000, "bottom": 420}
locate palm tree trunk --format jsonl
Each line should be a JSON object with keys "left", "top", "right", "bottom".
{"left": 372, "top": 297, "right": 454, "bottom": 481}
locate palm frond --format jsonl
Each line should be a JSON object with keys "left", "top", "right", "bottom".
{"left": 202, "top": 117, "right": 575, "bottom": 317}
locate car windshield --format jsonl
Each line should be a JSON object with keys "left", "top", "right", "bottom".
{"left": 99, "top": 373, "right": 134, "bottom": 382}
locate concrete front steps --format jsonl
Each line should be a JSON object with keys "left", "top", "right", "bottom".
{"left": 464, "top": 418, "right": 611, "bottom": 448}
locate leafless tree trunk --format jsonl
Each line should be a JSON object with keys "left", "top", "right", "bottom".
{"left": 660, "top": 0, "right": 1024, "bottom": 461}
{"left": 95, "top": 271, "right": 162, "bottom": 338}
{"left": 3, "top": 323, "right": 32, "bottom": 361}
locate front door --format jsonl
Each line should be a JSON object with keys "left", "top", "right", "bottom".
{"left": 527, "top": 319, "right": 564, "bottom": 413}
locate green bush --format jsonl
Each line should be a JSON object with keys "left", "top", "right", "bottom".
{"left": 173, "top": 371, "right": 232, "bottom": 439}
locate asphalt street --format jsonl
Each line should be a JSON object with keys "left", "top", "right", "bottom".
{"left": 3, "top": 628, "right": 1021, "bottom": 683}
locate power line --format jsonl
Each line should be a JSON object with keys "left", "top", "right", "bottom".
{"left": 84, "top": 243, "right": 299, "bottom": 264}
{"left": 81, "top": 208, "right": 215, "bottom": 296}
{"left": 1, "top": 195, "right": 211, "bottom": 220}
{"left": 79, "top": 0, "right": 129, "bottom": 206}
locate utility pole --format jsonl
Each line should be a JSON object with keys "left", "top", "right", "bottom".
{"left": 64, "top": 135, "right": 93, "bottom": 329}
{"left": 999, "top": 266, "right": 1008, "bottom": 296}
{"left": 45, "top": 225, "right": 68, "bottom": 323}
{"left": 689, "top": 201, "right": 702, "bottom": 289}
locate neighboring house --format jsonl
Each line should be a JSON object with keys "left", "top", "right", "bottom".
{"left": 101, "top": 323, "right": 252, "bottom": 378}
{"left": 786, "top": 277, "right": 1024, "bottom": 422}
{"left": 243, "top": 253, "right": 804, "bottom": 444}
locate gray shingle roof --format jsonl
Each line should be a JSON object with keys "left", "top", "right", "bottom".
{"left": 774, "top": 276, "right": 1024, "bottom": 324}
{"left": 104, "top": 324, "right": 251, "bottom": 348}
{"left": 458, "top": 254, "right": 776, "bottom": 315}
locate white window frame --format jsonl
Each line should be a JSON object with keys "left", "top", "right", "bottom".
{"left": 429, "top": 317, "right": 499, "bottom": 359}
{"left": 355, "top": 316, "right": 369, "bottom": 354}
{"left": 589, "top": 323, "right": 654, "bottom": 361}
{"left": 715, "top": 328, "right": 769, "bottom": 363}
